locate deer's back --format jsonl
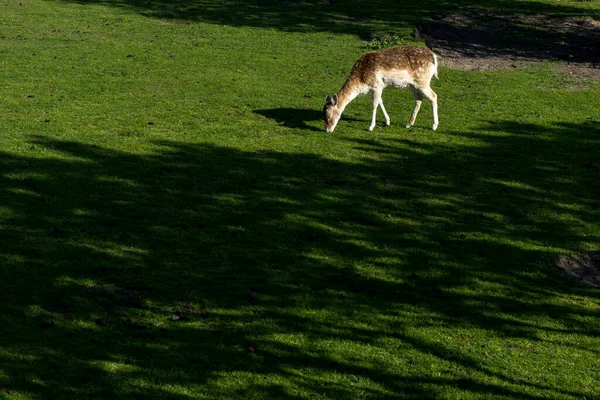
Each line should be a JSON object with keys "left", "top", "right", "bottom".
{"left": 351, "top": 46, "right": 435, "bottom": 86}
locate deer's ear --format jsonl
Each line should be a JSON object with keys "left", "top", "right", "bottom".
{"left": 326, "top": 95, "right": 332, "bottom": 104}
{"left": 332, "top": 94, "right": 338, "bottom": 105}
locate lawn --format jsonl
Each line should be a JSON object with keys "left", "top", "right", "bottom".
{"left": 1, "top": 0, "right": 599, "bottom": 399}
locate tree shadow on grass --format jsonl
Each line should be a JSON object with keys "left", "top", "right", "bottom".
{"left": 55, "top": 0, "right": 599, "bottom": 41}
{"left": 418, "top": 12, "right": 600, "bottom": 68}
{"left": 0, "top": 119, "right": 599, "bottom": 398}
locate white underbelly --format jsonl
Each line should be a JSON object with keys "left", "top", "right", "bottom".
{"left": 381, "top": 71, "right": 412, "bottom": 89}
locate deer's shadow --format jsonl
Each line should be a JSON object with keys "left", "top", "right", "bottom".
{"left": 255, "top": 108, "right": 365, "bottom": 132}
{"left": 255, "top": 108, "right": 323, "bottom": 131}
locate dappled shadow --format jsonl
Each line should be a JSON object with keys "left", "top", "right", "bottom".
{"left": 52, "top": 0, "right": 600, "bottom": 40}
{"left": 0, "top": 118, "right": 599, "bottom": 397}
{"left": 420, "top": 14, "right": 600, "bottom": 62}
{"left": 418, "top": 13, "right": 600, "bottom": 75}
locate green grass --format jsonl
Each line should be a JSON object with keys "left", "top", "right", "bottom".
{"left": 1, "top": 0, "right": 600, "bottom": 399}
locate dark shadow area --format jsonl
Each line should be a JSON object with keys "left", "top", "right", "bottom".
{"left": 0, "top": 119, "right": 599, "bottom": 398}
{"left": 555, "top": 251, "right": 600, "bottom": 287}
{"left": 53, "top": 0, "right": 600, "bottom": 41}
{"left": 418, "top": 13, "right": 600, "bottom": 73}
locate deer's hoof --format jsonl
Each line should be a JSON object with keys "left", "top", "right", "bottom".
{"left": 432, "top": 124, "right": 438, "bottom": 131}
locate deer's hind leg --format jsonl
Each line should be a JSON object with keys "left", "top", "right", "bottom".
{"left": 418, "top": 86, "right": 439, "bottom": 131}
{"left": 406, "top": 86, "right": 423, "bottom": 129}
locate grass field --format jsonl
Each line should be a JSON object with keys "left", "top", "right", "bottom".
{"left": 1, "top": 0, "right": 599, "bottom": 398}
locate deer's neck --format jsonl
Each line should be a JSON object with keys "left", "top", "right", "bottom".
{"left": 336, "top": 79, "right": 362, "bottom": 112}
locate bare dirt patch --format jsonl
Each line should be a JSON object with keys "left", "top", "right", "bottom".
{"left": 417, "top": 13, "right": 600, "bottom": 79}
{"left": 555, "top": 252, "right": 600, "bottom": 287}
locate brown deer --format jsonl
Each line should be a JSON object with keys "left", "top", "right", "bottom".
{"left": 323, "top": 46, "right": 439, "bottom": 133}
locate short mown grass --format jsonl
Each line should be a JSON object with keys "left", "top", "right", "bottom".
{"left": 1, "top": 0, "right": 599, "bottom": 399}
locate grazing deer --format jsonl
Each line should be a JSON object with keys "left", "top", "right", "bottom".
{"left": 323, "top": 46, "right": 439, "bottom": 133}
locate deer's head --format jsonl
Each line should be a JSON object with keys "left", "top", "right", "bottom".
{"left": 323, "top": 94, "right": 341, "bottom": 133}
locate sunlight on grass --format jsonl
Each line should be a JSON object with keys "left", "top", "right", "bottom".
{"left": 94, "top": 361, "right": 141, "bottom": 375}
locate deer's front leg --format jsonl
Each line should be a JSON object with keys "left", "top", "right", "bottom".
{"left": 369, "top": 89, "right": 384, "bottom": 131}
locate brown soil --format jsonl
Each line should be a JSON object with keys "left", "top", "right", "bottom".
{"left": 417, "top": 13, "right": 600, "bottom": 79}
{"left": 555, "top": 252, "right": 600, "bottom": 287}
